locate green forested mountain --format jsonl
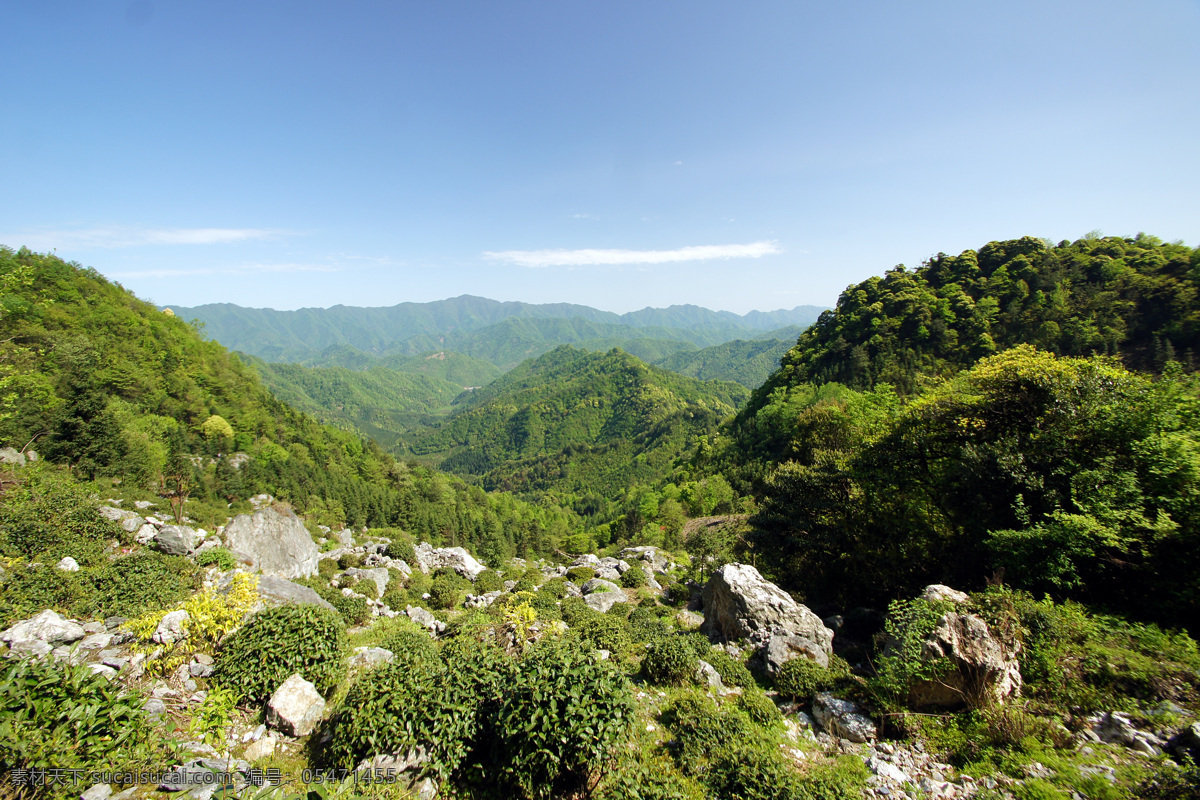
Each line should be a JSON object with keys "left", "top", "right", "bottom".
{"left": 654, "top": 337, "right": 795, "bottom": 387}
{"left": 746, "top": 234, "right": 1200, "bottom": 408}
{"left": 401, "top": 346, "right": 748, "bottom": 499}
{"left": 0, "top": 247, "right": 584, "bottom": 561}
{"left": 246, "top": 358, "right": 468, "bottom": 449}
{"left": 170, "top": 295, "right": 824, "bottom": 365}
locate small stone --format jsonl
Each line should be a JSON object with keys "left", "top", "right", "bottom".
{"left": 267, "top": 674, "right": 326, "bottom": 737}
{"left": 57, "top": 556, "right": 81, "bottom": 572}
{"left": 81, "top": 783, "right": 113, "bottom": 800}
{"left": 244, "top": 734, "right": 277, "bottom": 762}
{"left": 142, "top": 698, "right": 167, "bottom": 718}
{"left": 153, "top": 610, "right": 190, "bottom": 644}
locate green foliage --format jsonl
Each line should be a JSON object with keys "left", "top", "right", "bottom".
{"left": 1137, "top": 761, "right": 1200, "bottom": 800}
{"left": 573, "top": 613, "right": 633, "bottom": 655}
{"left": 599, "top": 744, "right": 707, "bottom": 800}
{"left": 474, "top": 569, "right": 503, "bottom": 593}
{"left": 628, "top": 606, "right": 673, "bottom": 644}
{"left": 619, "top": 563, "right": 648, "bottom": 588}
{"left": 538, "top": 576, "right": 567, "bottom": 598}
{"left": 567, "top": 566, "right": 596, "bottom": 583}
{"left": 737, "top": 689, "right": 782, "bottom": 727}
{"left": 641, "top": 635, "right": 699, "bottom": 685}
{"left": 211, "top": 603, "right": 346, "bottom": 704}
{"left": 869, "top": 597, "right": 954, "bottom": 710}
{"left": 338, "top": 553, "right": 364, "bottom": 570}
{"left": 429, "top": 571, "right": 470, "bottom": 610}
{"left": 0, "top": 655, "right": 173, "bottom": 787}
{"left": 190, "top": 686, "right": 239, "bottom": 748}
{"left": 661, "top": 692, "right": 752, "bottom": 776}
{"left": 200, "top": 414, "right": 234, "bottom": 440}
{"left": 318, "top": 558, "right": 338, "bottom": 578}
{"left": 472, "top": 638, "right": 635, "bottom": 800}
{"left": 324, "top": 657, "right": 473, "bottom": 783}
{"left": 704, "top": 649, "right": 755, "bottom": 688}
{"left": 377, "top": 627, "right": 440, "bottom": 670}
{"left": 383, "top": 537, "right": 416, "bottom": 564}
{"left": 195, "top": 545, "right": 237, "bottom": 570}
{"left": 775, "top": 658, "right": 834, "bottom": 702}
{"left": 295, "top": 577, "right": 372, "bottom": 626}
{"left": 0, "top": 463, "right": 124, "bottom": 563}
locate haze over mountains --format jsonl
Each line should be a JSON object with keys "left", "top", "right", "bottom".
{"left": 169, "top": 295, "right": 826, "bottom": 370}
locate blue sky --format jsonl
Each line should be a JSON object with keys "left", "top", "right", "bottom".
{"left": 2, "top": 1, "right": 1198, "bottom": 314}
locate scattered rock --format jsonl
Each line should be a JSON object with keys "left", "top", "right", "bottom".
{"left": 584, "top": 591, "right": 628, "bottom": 613}
{"left": 251, "top": 574, "right": 338, "bottom": 613}
{"left": 813, "top": 692, "right": 876, "bottom": 742}
{"left": 348, "top": 647, "right": 395, "bottom": 668}
{"left": 244, "top": 734, "right": 277, "bottom": 762}
{"left": 344, "top": 567, "right": 390, "bottom": 598}
{"left": 56, "top": 556, "right": 80, "bottom": 572}
{"left": 98, "top": 506, "right": 145, "bottom": 533}
{"left": 405, "top": 605, "right": 446, "bottom": 635}
{"left": 700, "top": 563, "right": 833, "bottom": 666}
{"left": 411, "top": 542, "right": 486, "bottom": 580}
{"left": 581, "top": 577, "right": 623, "bottom": 595}
{"left": 142, "top": 697, "right": 167, "bottom": 718}
{"left": 222, "top": 506, "right": 319, "bottom": 579}
{"left": 154, "top": 525, "right": 198, "bottom": 556}
{"left": 152, "top": 610, "right": 190, "bottom": 644}
{"left": 619, "top": 546, "right": 670, "bottom": 574}
{"left": 921, "top": 584, "right": 970, "bottom": 605}
{"left": 1, "top": 609, "right": 87, "bottom": 646}
{"left": 907, "top": 610, "right": 1022, "bottom": 709}
{"left": 81, "top": 783, "right": 113, "bottom": 800}
{"left": 267, "top": 674, "right": 326, "bottom": 737}
{"left": 695, "top": 659, "right": 726, "bottom": 691}
{"left": 0, "top": 447, "right": 26, "bottom": 466}
{"left": 763, "top": 633, "right": 830, "bottom": 677}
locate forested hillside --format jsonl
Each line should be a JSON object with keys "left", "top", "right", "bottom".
{"left": 172, "top": 295, "right": 824, "bottom": 365}
{"left": 0, "top": 246, "right": 581, "bottom": 561}
{"left": 401, "top": 346, "right": 748, "bottom": 503}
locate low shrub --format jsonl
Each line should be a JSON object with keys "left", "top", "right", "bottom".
{"left": 381, "top": 586, "right": 410, "bottom": 610}
{"left": 474, "top": 569, "right": 503, "bottom": 594}
{"left": 0, "top": 656, "right": 173, "bottom": 784}
{"left": 774, "top": 657, "right": 832, "bottom": 701}
{"left": 567, "top": 566, "right": 596, "bottom": 583}
{"left": 600, "top": 746, "right": 707, "bottom": 800}
{"left": 661, "top": 692, "right": 751, "bottom": 774}
{"left": 338, "top": 553, "right": 364, "bottom": 570}
{"left": 538, "top": 577, "right": 568, "bottom": 599}
{"left": 211, "top": 603, "right": 346, "bottom": 703}
{"left": 317, "top": 558, "right": 338, "bottom": 579}
{"left": 705, "top": 650, "right": 755, "bottom": 688}
{"left": 324, "top": 658, "right": 472, "bottom": 784}
{"left": 195, "top": 546, "right": 237, "bottom": 571}
{"left": 378, "top": 626, "right": 441, "bottom": 670}
{"left": 737, "top": 689, "right": 781, "bottom": 727}
{"left": 573, "top": 613, "right": 633, "bottom": 654}
{"left": 383, "top": 538, "right": 416, "bottom": 565}
{"left": 472, "top": 638, "right": 635, "bottom": 799}
{"left": 0, "top": 464, "right": 126, "bottom": 563}
{"left": 430, "top": 572, "right": 470, "bottom": 610}
{"left": 620, "top": 564, "right": 648, "bottom": 588}
{"left": 559, "top": 596, "right": 595, "bottom": 627}
{"left": 642, "top": 635, "right": 699, "bottom": 685}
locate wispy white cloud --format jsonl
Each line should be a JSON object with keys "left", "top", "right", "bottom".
{"left": 483, "top": 240, "right": 781, "bottom": 268}
{"left": 1, "top": 225, "right": 288, "bottom": 250}
{"left": 110, "top": 262, "right": 340, "bottom": 279}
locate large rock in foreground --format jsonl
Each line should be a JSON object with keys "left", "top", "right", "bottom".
{"left": 908, "top": 610, "right": 1022, "bottom": 709}
{"left": 700, "top": 563, "right": 833, "bottom": 664}
{"left": 411, "top": 543, "right": 486, "bottom": 579}
{"left": 223, "top": 507, "right": 319, "bottom": 579}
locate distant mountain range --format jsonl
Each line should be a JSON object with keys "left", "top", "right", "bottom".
{"left": 167, "top": 295, "right": 826, "bottom": 368}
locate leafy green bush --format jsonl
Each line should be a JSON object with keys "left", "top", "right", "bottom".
{"left": 474, "top": 569, "right": 503, "bottom": 594}
{"left": 211, "top": 603, "right": 346, "bottom": 703}
{"left": 680, "top": 631, "right": 712, "bottom": 658}
{"left": 318, "top": 558, "right": 337, "bottom": 578}
{"left": 774, "top": 658, "right": 832, "bottom": 701}
{"left": 383, "top": 538, "right": 416, "bottom": 564}
{"left": 338, "top": 553, "right": 364, "bottom": 570}
{"left": 296, "top": 577, "right": 371, "bottom": 626}
{"left": 661, "top": 692, "right": 751, "bottom": 775}
{"left": 573, "top": 613, "right": 632, "bottom": 654}
{"left": 475, "top": 639, "right": 635, "bottom": 799}
{"left": 737, "top": 689, "right": 781, "bottom": 727}
{"left": 430, "top": 571, "right": 470, "bottom": 610}
{"left": 526, "top": 590, "right": 562, "bottom": 621}
{"left": 641, "top": 635, "right": 699, "bottom": 685}
{"left": 406, "top": 569, "right": 433, "bottom": 596}
{"left": 600, "top": 746, "right": 707, "bottom": 800}
{"left": 381, "top": 586, "right": 411, "bottom": 610}
{"left": 324, "top": 657, "right": 472, "bottom": 783}
{"left": 538, "top": 577, "right": 568, "bottom": 598}
{"left": 195, "top": 546, "right": 236, "bottom": 571}
{"left": 559, "top": 596, "right": 595, "bottom": 627}
{"left": 705, "top": 650, "right": 755, "bottom": 688}
{"left": 0, "top": 464, "right": 125, "bottom": 564}
{"left": 567, "top": 566, "right": 595, "bottom": 583}
{"left": 378, "top": 627, "right": 440, "bottom": 670}
{"left": 0, "top": 565, "right": 97, "bottom": 628}
{"left": 869, "top": 597, "right": 953, "bottom": 710}
{"left": 620, "top": 564, "right": 648, "bottom": 588}
{"left": 0, "top": 655, "right": 174, "bottom": 785}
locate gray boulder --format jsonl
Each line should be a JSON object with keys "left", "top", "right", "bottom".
{"left": 98, "top": 506, "right": 145, "bottom": 533}
{"left": 700, "top": 564, "right": 833, "bottom": 661}
{"left": 56, "top": 556, "right": 80, "bottom": 572}
{"left": 153, "top": 610, "right": 190, "bottom": 644}
{"left": 405, "top": 605, "right": 446, "bottom": 635}
{"left": 0, "top": 447, "right": 26, "bottom": 466}
{"left": 813, "top": 692, "right": 876, "bottom": 742}
{"left": 584, "top": 591, "right": 628, "bottom": 613}
{"left": 906, "top": 610, "right": 1021, "bottom": 709}
{"left": 344, "top": 567, "right": 390, "bottom": 598}
{"left": 619, "top": 546, "right": 671, "bottom": 574}
{"left": 223, "top": 507, "right": 319, "bottom": 579}
{"left": 1, "top": 609, "right": 86, "bottom": 647}
{"left": 348, "top": 647, "right": 395, "bottom": 668}
{"left": 764, "top": 633, "right": 830, "bottom": 676}
{"left": 267, "top": 674, "right": 325, "bottom": 737}
{"left": 251, "top": 575, "right": 337, "bottom": 613}
{"left": 921, "top": 584, "right": 970, "bottom": 604}
{"left": 582, "top": 578, "right": 623, "bottom": 595}
{"left": 411, "top": 543, "right": 486, "bottom": 580}
{"left": 154, "top": 525, "right": 198, "bottom": 556}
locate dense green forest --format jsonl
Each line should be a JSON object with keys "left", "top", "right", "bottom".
{"left": 0, "top": 246, "right": 583, "bottom": 562}
{"left": 173, "top": 295, "right": 824, "bottom": 365}
{"left": 723, "top": 234, "right": 1200, "bottom": 631}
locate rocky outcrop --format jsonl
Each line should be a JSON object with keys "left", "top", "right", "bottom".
{"left": 813, "top": 692, "right": 876, "bottom": 742}
{"left": 584, "top": 591, "right": 629, "bottom": 613}
{"left": 700, "top": 563, "right": 833, "bottom": 667}
{"left": 344, "top": 567, "right": 390, "bottom": 598}
{"left": 98, "top": 506, "right": 145, "bottom": 533}
{"left": 223, "top": 507, "right": 319, "bottom": 579}
{"left": 908, "top": 608, "right": 1022, "bottom": 709}
{"left": 154, "top": 525, "right": 199, "bottom": 556}
{"left": 267, "top": 674, "right": 326, "bottom": 737}
{"left": 2, "top": 609, "right": 86, "bottom": 651}
{"left": 248, "top": 575, "right": 336, "bottom": 613}
{"left": 581, "top": 577, "right": 623, "bottom": 595}
{"left": 411, "top": 543, "right": 486, "bottom": 580}
{"left": 764, "top": 633, "right": 830, "bottom": 676}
